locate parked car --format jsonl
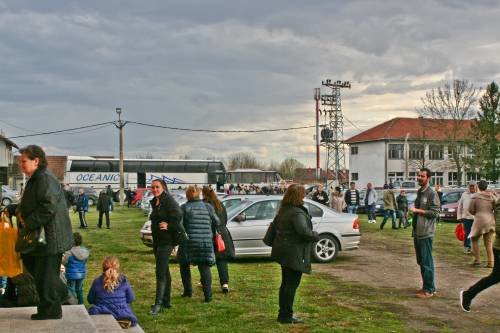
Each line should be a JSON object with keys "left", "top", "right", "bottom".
{"left": 70, "top": 186, "right": 98, "bottom": 206}
{"left": 440, "top": 188, "right": 499, "bottom": 222}
{"left": 140, "top": 195, "right": 361, "bottom": 263}
{"left": 1, "top": 185, "right": 20, "bottom": 206}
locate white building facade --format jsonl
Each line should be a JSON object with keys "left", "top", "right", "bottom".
{"left": 345, "top": 117, "right": 480, "bottom": 188}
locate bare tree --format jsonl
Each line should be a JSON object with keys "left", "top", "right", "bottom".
{"left": 279, "top": 158, "right": 305, "bottom": 181}
{"left": 417, "top": 79, "right": 479, "bottom": 186}
{"left": 227, "top": 152, "right": 263, "bottom": 170}
{"left": 135, "top": 152, "right": 154, "bottom": 159}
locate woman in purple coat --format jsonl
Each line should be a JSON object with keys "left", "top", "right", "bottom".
{"left": 87, "top": 257, "right": 137, "bottom": 327}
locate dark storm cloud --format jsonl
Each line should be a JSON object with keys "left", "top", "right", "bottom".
{"left": 1, "top": 0, "right": 499, "bottom": 166}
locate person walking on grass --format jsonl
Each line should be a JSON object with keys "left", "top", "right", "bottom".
{"left": 396, "top": 190, "right": 409, "bottom": 229}
{"left": 97, "top": 190, "right": 111, "bottom": 229}
{"left": 380, "top": 184, "right": 398, "bottom": 230}
{"left": 271, "top": 184, "right": 319, "bottom": 324}
{"left": 365, "top": 182, "right": 378, "bottom": 223}
{"left": 75, "top": 188, "right": 89, "bottom": 229}
{"left": 457, "top": 182, "right": 477, "bottom": 254}
{"left": 460, "top": 197, "right": 500, "bottom": 312}
{"left": 468, "top": 180, "right": 496, "bottom": 268}
{"left": 409, "top": 168, "right": 441, "bottom": 299}
{"left": 329, "top": 186, "right": 346, "bottom": 213}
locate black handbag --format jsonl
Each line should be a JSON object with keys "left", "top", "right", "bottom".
{"left": 15, "top": 226, "right": 47, "bottom": 254}
{"left": 263, "top": 220, "right": 277, "bottom": 247}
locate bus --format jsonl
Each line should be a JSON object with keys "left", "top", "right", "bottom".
{"left": 64, "top": 156, "right": 226, "bottom": 191}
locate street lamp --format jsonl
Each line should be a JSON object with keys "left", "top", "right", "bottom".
{"left": 114, "top": 107, "right": 127, "bottom": 206}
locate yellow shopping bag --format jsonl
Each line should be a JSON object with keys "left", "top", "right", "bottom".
{"left": 0, "top": 220, "right": 23, "bottom": 277}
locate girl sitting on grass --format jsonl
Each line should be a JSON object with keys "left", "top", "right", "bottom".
{"left": 87, "top": 256, "right": 137, "bottom": 328}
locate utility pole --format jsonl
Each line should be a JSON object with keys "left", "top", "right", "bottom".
{"left": 114, "top": 107, "right": 128, "bottom": 206}
{"left": 320, "top": 79, "right": 351, "bottom": 190}
{"left": 314, "top": 88, "right": 321, "bottom": 180}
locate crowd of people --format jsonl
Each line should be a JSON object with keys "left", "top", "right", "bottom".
{"left": 1, "top": 144, "right": 499, "bottom": 327}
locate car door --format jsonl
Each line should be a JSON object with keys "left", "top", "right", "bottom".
{"left": 229, "top": 199, "right": 281, "bottom": 255}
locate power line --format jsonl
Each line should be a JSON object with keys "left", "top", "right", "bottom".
{"left": 7, "top": 121, "right": 116, "bottom": 139}
{"left": 343, "top": 115, "right": 364, "bottom": 133}
{"left": 128, "top": 121, "right": 315, "bottom": 133}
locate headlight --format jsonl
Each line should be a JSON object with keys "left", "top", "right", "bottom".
{"left": 375, "top": 205, "right": 381, "bottom": 208}
{"left": 447, "top": 208, "right": 456, "bottom": 213}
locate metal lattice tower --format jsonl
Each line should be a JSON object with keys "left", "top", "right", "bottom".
{"left": 320, "top": 79, "right": 351, "bottom": 189}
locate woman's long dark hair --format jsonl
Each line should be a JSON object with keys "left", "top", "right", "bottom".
{"left": 202, "top": 186, "right": 223, "bottom": 213}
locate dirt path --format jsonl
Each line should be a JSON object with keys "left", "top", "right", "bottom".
{"left": 315, "top": 234, "right": 500, "bottom": 332}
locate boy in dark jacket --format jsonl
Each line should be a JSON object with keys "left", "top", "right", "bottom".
{"left": 62, "top": 232, "right": 90, "bottom": 304}
{"left": 396, "top": 190, "right": 409, "bottom": 228}
{"left": 97, "top": 190, "right": 111, "bottom": 229}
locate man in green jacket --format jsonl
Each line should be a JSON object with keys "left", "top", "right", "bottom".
{"left": 409, "top": 168, "right": 441, "bottom": 299}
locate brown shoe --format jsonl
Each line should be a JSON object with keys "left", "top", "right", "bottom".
{"left": 416, "top": 291, "right": 435, "bottom": 299}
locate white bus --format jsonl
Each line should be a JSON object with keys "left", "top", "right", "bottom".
{"left": 64, "top": 156, "right": 226, "bottom": 191}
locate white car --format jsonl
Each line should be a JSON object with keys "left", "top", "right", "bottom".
{"left": 1, "top": 185, "right": 20, "bottom": 206}
{"left": 140, "top": 195, "right": 360, "bottom": 262}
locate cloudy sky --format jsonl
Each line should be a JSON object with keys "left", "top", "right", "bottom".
{"left": 1, "top": 0, "right": 499, "bottom": 167}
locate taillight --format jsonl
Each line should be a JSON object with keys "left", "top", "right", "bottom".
{"left": 353, "top": 218, "right": 360, "bottom": 230}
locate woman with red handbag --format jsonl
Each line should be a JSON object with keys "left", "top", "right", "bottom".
{"left": 202, "top": 186, "right": 235, "bottom": 294}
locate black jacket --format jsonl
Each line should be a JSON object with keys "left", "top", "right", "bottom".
{"left": 149, "top": 192, "right": 182, "bottom": 246}
{"left": 312, "top": 191, "right": 329, "bottom": 205}
{"left": 344, "top": 189, "right": 360, "bottom": 206}
{"left": 177, "top": 199, "right": 218, "bottom": 266}
{"left": 96, "top": 192, "right": 111, "bottom": 212}
{"left": 205, "top": 199, "right": 235, "bottom": 260}
{"left": 271, "top": 205, "right": 319, "bottom": 274}
{"left": 18, "top": 168, "right": 73, "bottom": 256}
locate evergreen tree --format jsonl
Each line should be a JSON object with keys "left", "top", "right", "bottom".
{"left": 471, "top": 82, "right": 500, "bottom": 182}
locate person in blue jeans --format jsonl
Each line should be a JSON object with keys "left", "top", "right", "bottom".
{"left": 344, "top": 182, "right": 360, "bottom": 214}
{"left": 62, "top": 232, "right": 90, "bottom": 304}
{"left": 409, "top": 168, "right": 441, "bottom": 299}
{"left": 457, "top": 183, "right": 477, "bottom": 254}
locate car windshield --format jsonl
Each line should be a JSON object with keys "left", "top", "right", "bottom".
{"left": 226, "top": 199, "right": 253, "bottom": 218}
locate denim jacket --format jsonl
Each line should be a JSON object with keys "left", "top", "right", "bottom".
{"left": 412, "top": 186, "right": 441, "bottom": 239}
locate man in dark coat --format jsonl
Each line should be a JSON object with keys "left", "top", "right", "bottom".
{"left": 17, "top": 145, "right": 73, "bottom": 320}
{"left": 97, "top": 190, "right": 111, "bottom": 228}
{"left": 311, "top": 184, "right": 329, "bottom": 206}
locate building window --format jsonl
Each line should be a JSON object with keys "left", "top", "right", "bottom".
{"left": 409, "top": 144, "right": 425, "bottom": 160}
{"left": 350, "top": 146, "right": 359, "bottom": 155}
{"left": 448, "top": 172, "right": 458, "bottom": 186}
{"left": 388, "top": 172, "right": 404, "bottom": 183}
{"left": 431, "top": 172, "right": 444, "bottom": 186}
{"left": 351, "top": 172, "right": 358, "bottom": 181}
{"left": 466, "top": 172, "right": 480, "bottom": 182}
{"left": 408, "top": 171, "right": 418, "bottom": 181}
{"left": 429, "top": 144, "right": 444, "bottom": 160}
{"left": 388, "top": 144, "right": 404, "bottom": 160}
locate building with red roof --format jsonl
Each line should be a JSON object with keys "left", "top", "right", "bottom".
{"left": 344, "top": 117, "right": 479, "bottom": 187}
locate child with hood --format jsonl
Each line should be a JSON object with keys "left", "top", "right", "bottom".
{"left": 62, "top": 232, "right": 90, "bottom": 304}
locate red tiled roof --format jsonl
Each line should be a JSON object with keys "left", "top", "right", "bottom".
{"left": 344, "top": 117, "right": 473, "bottom": 144}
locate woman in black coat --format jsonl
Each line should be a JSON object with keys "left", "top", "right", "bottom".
{"left": 271, "top": 184, "right": 319, "bottom": 324}
{"left": 202, "top": 186, "right": 235, "bottom": 293}
{"left": 148, "top": 179, "right": 182, "bottom": 315}
{"left": 177, "top": 186, "right": 218, "bottom": 303}
{"left": 17, "top": 145, "right": 73, "bottom": 320}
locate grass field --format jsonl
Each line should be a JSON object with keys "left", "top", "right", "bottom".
{"left": 73, "top": 207, "right": 485, "bottom": 333}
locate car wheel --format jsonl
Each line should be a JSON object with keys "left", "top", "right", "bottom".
{"left": 88, "top": 198, "right": 95, "bottom": 206}
{"left": 312, "top": 234, "right": 339, "bottom": 263}
{"left": 2, "top": 197, "right": 11, "bottom": 206}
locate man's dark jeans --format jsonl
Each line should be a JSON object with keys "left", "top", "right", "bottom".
{"left": 366, "top": 204, "right": 376, "bottom": 221}
{"left": 464, "top": 248, "right": 500, "bottom": 301}
{"left": 463, "top": 219, "right": 474, "bottom": 249}
{"left": 414, "top": 237, "right": 436, "bottom": 293}
{"left": 153, "top": 244, "right": 174, "bottom": 306}
{"left": 380, "top": 209, "right": 396, "bottom": 229}
{"left": 278, "top": 265, "right": 303, "bottom": 320}
{"left": 98, "top": 211, "right": 110, "bottom": 228}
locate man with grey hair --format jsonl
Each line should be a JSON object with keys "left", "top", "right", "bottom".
{"left": 457, "top": 182, "right": 477, "bottom": 254}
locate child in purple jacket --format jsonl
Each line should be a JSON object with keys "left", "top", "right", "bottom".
{"left": 87, "top": 257, "right": 137, "bottom": 327}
